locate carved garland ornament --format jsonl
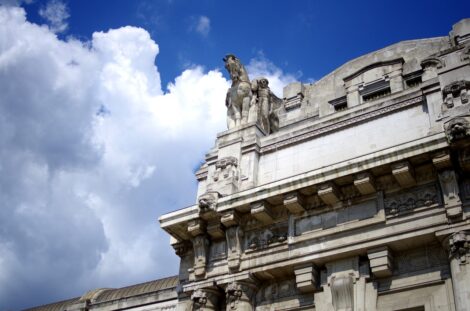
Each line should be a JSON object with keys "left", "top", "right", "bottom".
{"left": 384, "top": 184, "right": 439, "bottom": 216}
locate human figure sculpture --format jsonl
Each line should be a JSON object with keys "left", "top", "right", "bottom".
{"left": 250, "top": 77, "right": 283, "bottom": 134}
{"left": 223, "top": 54, "right": 253, "bottom": 129}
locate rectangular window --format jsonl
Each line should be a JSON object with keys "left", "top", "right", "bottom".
{"left": 360, "top": 79, "right": 391, "bottom": 102}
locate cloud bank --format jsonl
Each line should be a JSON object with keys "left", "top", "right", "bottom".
{"left": 0, "top": 5, "right": 296, "bottom": 309}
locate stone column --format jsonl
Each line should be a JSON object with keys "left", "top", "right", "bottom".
{"left": 225, "top": 281, "right": 257, "bottom": 310}
{"left": 447, "top": 231, "right": 470, "bottom": 311}
{"left": 191, "top": 288, "right": 221, "bottom": 311}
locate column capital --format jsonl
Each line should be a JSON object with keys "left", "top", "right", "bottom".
{"left": 449, "top": 231, "right": 470, "bottom": 264}
{"left": 225, "top": 280, "right": 257, "bottom": 310}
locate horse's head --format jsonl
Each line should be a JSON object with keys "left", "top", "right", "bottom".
{"left": 223, "top": 54, "right": 249, "bottom": 83}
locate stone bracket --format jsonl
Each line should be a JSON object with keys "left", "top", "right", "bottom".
{"left": 294, "top": 264, "right": 319, "bottom": 293}
{"left": 432, "top": 150, "right": 452, "bottom": 170}
{"left": 353, "top": 172, "right": 376, "bottom": 195}
{"left": 207, "top": 221, "right": 224, "bottom": 239}
{"left": 318, "top": 182, "right": 341, "bottom": 205}
{"left": 367, "top": 246, "right": 393, "bottom": 277}
{"left": 221, "top": 210, "right": 240, "bottom": 227}
{"left": 284, "top": 191, "right": 306, "bottom": 214}
{"left": 188, "top": 218, "right": 206, "bottom": 237}
{"left": 391, "top": 161, "right": 416, "bottom": 188}
{"left": 438, "top": 169, "right": 463, "bottom": 219}
{"left": 251, "top": 201, "right": 274, "bottom": 224}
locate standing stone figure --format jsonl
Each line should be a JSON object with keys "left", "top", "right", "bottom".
{"left": 250, "top": 77, "right": 283, "bottom": 134}
{"left": 224, "top": 54, "right": 253, "bottom": 129}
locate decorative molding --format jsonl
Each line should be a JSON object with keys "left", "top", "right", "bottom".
{"left": 420, "top": 57, "right": 444, "bottom": 69}
{"left": 261, "top": 96, "right": 423, "bottom": 153}
{"left": 343, "top": 58, "right": 404, "bottom": 82}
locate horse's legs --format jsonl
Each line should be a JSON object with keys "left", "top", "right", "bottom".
{"left": 241, "top": 95, "right": 250, "bottom": 124}
{"left": 234, "top": 104, "right": 241, "bottom": 127}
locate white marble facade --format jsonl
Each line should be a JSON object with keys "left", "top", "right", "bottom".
{"left": 30, "top": 18, "right": 470, "bottom": 311}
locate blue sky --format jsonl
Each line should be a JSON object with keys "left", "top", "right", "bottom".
{"left": 20, "top": 0, "right": 470, "bottom": 86}
{"left": 0, "top": 0, "right": 469, "bottom": 310}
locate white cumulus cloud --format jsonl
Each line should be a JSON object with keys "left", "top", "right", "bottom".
{"left": 39, "top": 0, "right": 70, "bottom": 33}
{"left": 0, "top": 5, "right": 297, "bottom": 310}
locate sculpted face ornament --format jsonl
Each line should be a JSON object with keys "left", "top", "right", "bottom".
{"left": 445, "top": 116, "right": 470, "bottom": 143}
{"left": 191, "top": 289, "right": 208, "bottom": 309}
{"left": 226, "top": 283, "right": 243, "bottom": 310}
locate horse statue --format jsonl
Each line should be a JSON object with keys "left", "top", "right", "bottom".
{"left": 223, "top": 54, "right": 253, "bottom": 129}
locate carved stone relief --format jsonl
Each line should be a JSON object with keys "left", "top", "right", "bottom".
{"left": 198, "top": 191, "right": 221, "bottom": 219}
{"left": 384, "top": 183, "right": 440, "bottom": 216}
{"left": 191, "top": 288, "right": 220, "bottom": 310}
{"left": 191, "top": 289, "right": 208, "bottom": 310}
{"left": 213, "top": 157, "right": 238, "bottom": 182}
{"left": 443, "top": 80, "right": 470, "bottom": 110}
{"left": 256, "top": 279, "right": 298, "bottom": 305}
{"left": 225, "top": 226, "right": 243, "bottom": 271}
{"left": 192, "top": 235, "right": 209, "bottom": 277}
{"left": 225, "top": 281, "right": 256, "bottom": 310}
{"left": 330, "top": 274, "right": 354, "bottom": 311}
{"left": 449, "top": 231, "right": 470, "bottom": 265}
{"left": 295, "top": 199, "right": 378, "bottom": 235}
{"left": 245, "top": 222, "right": 288, "bottom": 250}
{"left": 209, "top": 240, "right": 226, "bottom": 262}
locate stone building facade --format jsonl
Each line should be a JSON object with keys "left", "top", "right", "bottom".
{"left": 29, "top": 19, "right": 470, "bottom": 311}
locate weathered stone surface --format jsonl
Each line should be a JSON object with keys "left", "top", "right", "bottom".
{"left": 32, "top": 18, "right": 470, "bottom": 311}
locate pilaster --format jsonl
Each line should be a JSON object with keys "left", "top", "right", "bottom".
{"left": 446, "top": 231, "right": 470, "bottom": 311}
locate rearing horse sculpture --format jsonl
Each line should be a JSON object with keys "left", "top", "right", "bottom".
{"left": 223, "top": 54, "right": 252, "bottom": 129}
